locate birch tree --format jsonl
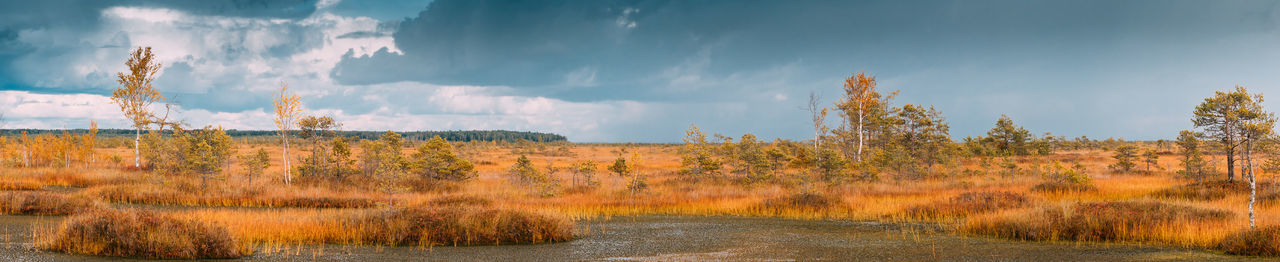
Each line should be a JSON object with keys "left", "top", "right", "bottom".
{"left": 273, "top": 82, "right": 302, "bottom": 185}
{"left": 840, "top": 71, "right": 877, "bottom": 162}
{"left": 1238, "top": 90, "right": 1274, "bottom": 229}
{"left": 110, "top": 46, "right": 164, "bottom": 168}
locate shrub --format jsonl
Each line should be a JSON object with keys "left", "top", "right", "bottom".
{"left": 0, "top": 191, "right": 98, "bottom": 215}
{"left": 1032, "top": 162, "right": 1096, "bottom": 193}
{"left": 37, "top": 209, "right": 248, "bottom": 259}
{"left": 1219, "top": 226, "right": 1280, "bottom": 256}
{"left": 411, "top": 136, "right": 476, "bottom": 181}
{"left": 906, "top": 191, "right": 1031, "bottom": 218}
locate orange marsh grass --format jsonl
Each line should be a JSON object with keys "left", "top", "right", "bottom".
{"left": 168, "top": 205, "right": 574, "bottom": 247}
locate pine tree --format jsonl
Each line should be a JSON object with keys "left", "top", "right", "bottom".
{"left": 1110, "top": 145, "right": 1138, "bottom": 172}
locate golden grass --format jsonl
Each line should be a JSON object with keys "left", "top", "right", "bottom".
{"left": 36, "top": 208, "right": 250, "bottom": 259}
{"left": 1219, "top": 226, "right": 1280, "bottom": 256}
{"left": 961, "top": 201, "right": 1233, "bottom": 247}
{"left": 0, "top": 191, "right": 99, "bottom": 215}
{"left": 168, "top": 205, "right": 574, "bottom": 246}
{"left": 0, "top": 180, "right": 42, "bottom": 191}
{"left": 83, "top": 184, "right": 379, "bottom": 208}
{"left": 5, "top": 145, "right": 1280, "bottom": 257}
{"left": 747, "top": 192, "right": 847, "bottom": 217}
{"left": 904, "top": 191, "right": 1031, "bottom": 219}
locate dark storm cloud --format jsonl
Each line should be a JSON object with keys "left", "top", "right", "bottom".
{"left": 326, "top": 0, "right": 1280, "bottom": 140}
{"left": 331, "top": 0, "right": 1280, "bottom": 102}
{"left": 133, "top": 0, "right": 319, "bottom": 19}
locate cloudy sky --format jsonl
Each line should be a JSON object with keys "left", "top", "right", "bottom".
{"left": 0, "top": 0, "right": 1278, "bottom": 142}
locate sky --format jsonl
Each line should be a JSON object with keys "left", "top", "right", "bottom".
{"left": 0, "top": 0, "right": 1278, "bottom": 143}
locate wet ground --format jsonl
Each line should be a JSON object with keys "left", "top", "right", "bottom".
{"left": 0, "top": 215, "right": 1263, "bottom": 261}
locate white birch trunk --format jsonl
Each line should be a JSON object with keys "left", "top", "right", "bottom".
{"left": 134, "top": 128, "right": 140, "bottom": 168}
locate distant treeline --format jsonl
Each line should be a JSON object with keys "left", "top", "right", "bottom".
{"left": 0, "top": 129, "right": 567, "bottom": 142}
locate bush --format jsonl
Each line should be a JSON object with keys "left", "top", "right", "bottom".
{"left": 964, "top": 201, "right": 1230, "bottom": 242}
{"left": 1032, "top": 162, "right": 1096, "bottom": 193}
{"left": 0, "top": 191, "right": 98, "bottom": 215}
{"left": 37, "top": 209, "right": 247, "bottom": 259}
{"left": 411, "top": 136, "right": 476, "bottom": 181}
{"left": 906, "top": 191, "right": 1031, "bottom": 218}
{"left": 1219, "top": 226, "right": 1280, "bottom": 256}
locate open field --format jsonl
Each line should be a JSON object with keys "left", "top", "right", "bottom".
{"left": 1, "top": 142, "right": 1278, "bottom": 259}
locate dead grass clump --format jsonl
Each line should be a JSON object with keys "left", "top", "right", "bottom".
{"left": 353, "top": 206, "right": 574, "bottom": 246}
{"left": 26, "top": 169, "right": 139, "bottom": 187}
{"left": 426, "top": 195, "right": 494, "bottom": 207}
{"left": 84, "top": 184, "right": 378, "bottom": 208}
{"left": 0, "top": 192, "right": 98, "bottom": 215}
{"left": 1030, "top": 181, "right": 1097, "bottom": 193}
{"left": 1218, "top": 226, "right": 1280, "bottom": 256}
{"left": 906, "top": 191, "right": 1030, "bottom": 218}
{"left": 1151, "top": 181, "right": 1271, "bottom": 201}
{"left": 963, "top": 201, "right": 1231, "bottom": 242}
{"left": 750, "top": 192, "right": 845, "bottom": 215}
{"left": 0, "top": 180, "right": 43, "bottom": 190}
{"left": 37, "top": 209, "right": 248, "bottom": 259}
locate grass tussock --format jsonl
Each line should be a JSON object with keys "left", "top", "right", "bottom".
{"left": 963, "top": 201, "right": 1231, "bottom": 242}
{"left": 85, "top": 184, "right": 378, "bottom": 208}
{"left": 1030, "top": 181, "right": 1096, "bottom": 193}
{"left": 0, "top": 191, "right": 98, "bottom": 215}
{"left": 1219, "top": 226, "right": 1280, "bottom": 256}
{"left": 0, "top": 180, "right": 43, "bottom": 191}
{"left": 1152, "top": 181, "right": 1274, "bottom": 201}
{"left": 905, "top": 191, "right": 1031, "bottom": 218}
{"left": 349, "top": 206, "right": 574, "bottom": 246}
{"left": 37, "top": 208, "right": 248, "bottom": 259}
{"left": 426, "top": 195, "right": 494, "bottom": 207}
{"left": 749, "top": 192, "right": 846, "bottom": 216}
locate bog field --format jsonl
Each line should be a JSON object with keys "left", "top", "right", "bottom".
{"left": 0, "top": 138, "right": 1278, "bottom": 260}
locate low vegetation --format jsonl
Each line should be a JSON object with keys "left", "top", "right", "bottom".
{"left": 1219, "top": 226, "right": 1280, "bottom": 256}
{"left": 905, "top": 191, "right": 1030, "bottom": 219}
{"left": 963, "top": 201, "right": 1231, "bottom": 243}
{"left": 749, "top": 192, "right": 846, "bottom": 216}
{"left": 0, "top": 180, "right": 42, "bottom": 191}
{"left": 85, "top": 184, "right": 379, "bottom": 208}
{"left": 351, "top": 206, "right": 574, "bottom": 246}
{"left": 37, "top": 209, "right": 249, "bottom": 259}
{"left": 1153, "top": 181, "right": 1274, "bottom": 201}
{"left": 0, "top": 191, "right": 99, "bottom": 215}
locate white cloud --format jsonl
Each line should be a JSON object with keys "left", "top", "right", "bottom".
{"left": 1, "top": 4, "right": 682, "bottom": 142}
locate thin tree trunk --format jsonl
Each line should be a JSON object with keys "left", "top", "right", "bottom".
{"left": 1227, "top": 146, "right": 1235, "bottom": 182}
{"left": 1247, "top": 137, "right": 1256, "bottom": 229}
{"left": 283, "top": 132, "right": 291, "bottom": 185}
{"left": 856, "top": 101, "right": 864, "bottom": 163}
{"left": 134, "top": 128, "right": 140, "bottom": 168}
